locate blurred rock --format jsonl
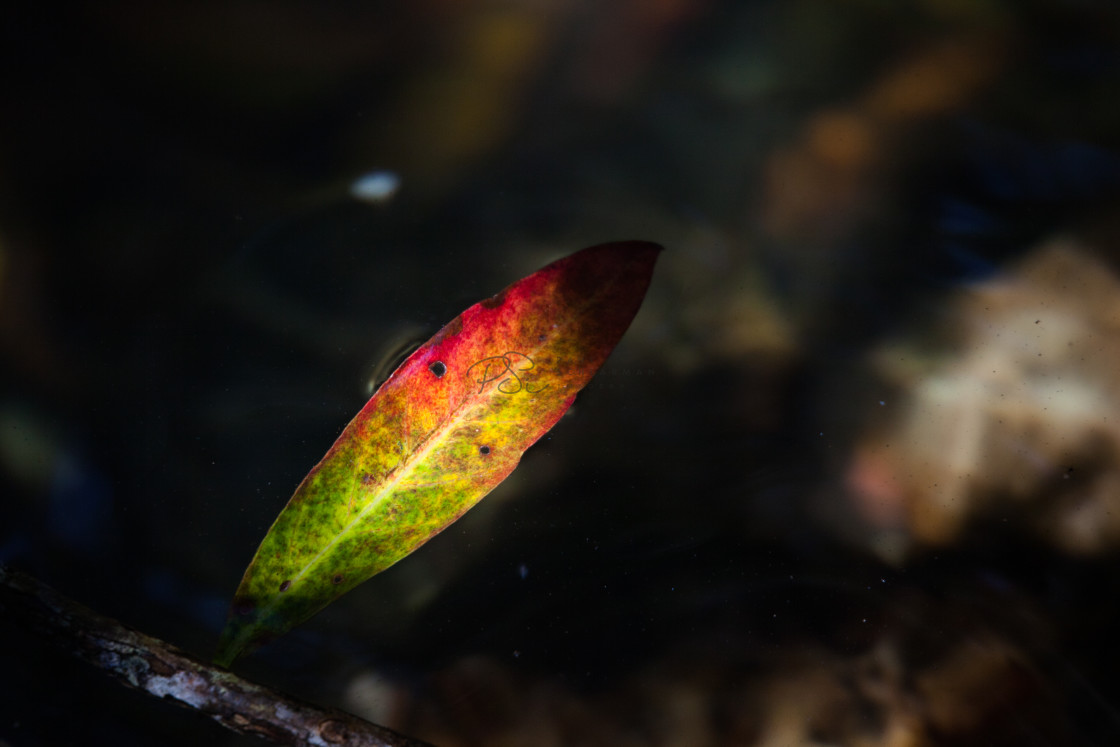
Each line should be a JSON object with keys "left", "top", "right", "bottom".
{"left": 846, "top": 238, "right": 1120, "bottom": 558}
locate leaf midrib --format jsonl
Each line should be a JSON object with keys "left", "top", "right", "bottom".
{"left": 273, "top": 263, "right": 621, "bottom": 599}
{"left": 285, "top": 336, "right": 552, "bottom": 590}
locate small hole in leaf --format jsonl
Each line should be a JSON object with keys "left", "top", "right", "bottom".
{"left": 479, "top": 445, "right": 491, "bottom": 455}
{"left": 429, "top": 361, "right": 447, "bottom": 378}
{"left": 279, "top": 580, "right": 291, "bottom": 592}
{"left": 332, "top": 574, "right": 344, "bottom": 585}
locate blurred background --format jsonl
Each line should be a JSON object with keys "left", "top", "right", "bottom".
{"left": 4, "top": 1, "right": 1120, "bottom": 744}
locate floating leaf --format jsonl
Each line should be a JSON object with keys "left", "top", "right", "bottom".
{"left": 215, "top": 241, "right": 661, "bottom": 666}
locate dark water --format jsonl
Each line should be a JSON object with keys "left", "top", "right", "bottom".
{"left": 4, "top": 2, "right": 1120, "bottom": 745}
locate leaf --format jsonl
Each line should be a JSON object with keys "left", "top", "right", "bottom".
{"left": 215, "top": 240, "right": 661, "bottom": 666}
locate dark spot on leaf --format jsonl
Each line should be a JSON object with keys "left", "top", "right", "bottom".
{"left": 233, "top": 598, "right": 255, "bottom": 617}
{"left": 429, "top": 361, "right": 447, "bottom": 378}
{"left": 361, "top": 473, "right": 375, "bottom": 485}
{"left": 279, "top": 580, "right": 291, "bottom": 592}
{"left": 479, "top": 445, "right": 491, "bottom": 455}
{"left": 332, "top": 574, "right": 344, "bottom": 585}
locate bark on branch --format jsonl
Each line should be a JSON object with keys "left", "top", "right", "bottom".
{"left": 0, "top": 565, "right": 434, "bottom": 747}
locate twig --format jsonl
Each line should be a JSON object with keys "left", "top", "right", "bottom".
{"left": 0, "top": 565, "right": 435, "bottom": 747}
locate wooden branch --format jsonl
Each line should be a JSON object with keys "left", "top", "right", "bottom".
{"left": 0, "top": 565, "right": 435, "bottom": 747}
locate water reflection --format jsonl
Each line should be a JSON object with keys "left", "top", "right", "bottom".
{"left": 2, "top": 1, "right": 1120, "bottom": 744}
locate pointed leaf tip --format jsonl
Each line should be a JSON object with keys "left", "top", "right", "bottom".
{"left": 215, "top": 240, "right": 660, "bottom": 666}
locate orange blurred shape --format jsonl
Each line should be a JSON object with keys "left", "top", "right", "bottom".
{"left": 806, "top": 110, "right": 876, "bottom": 170}
{"left": 760, "top": 35, "right": 1007, "bottom": 242}
{"left": 863, "top": 37, "right": 1008, "bottom": 122}
{"left": 760, "top": 128, "right": 875, "bottom": 241}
